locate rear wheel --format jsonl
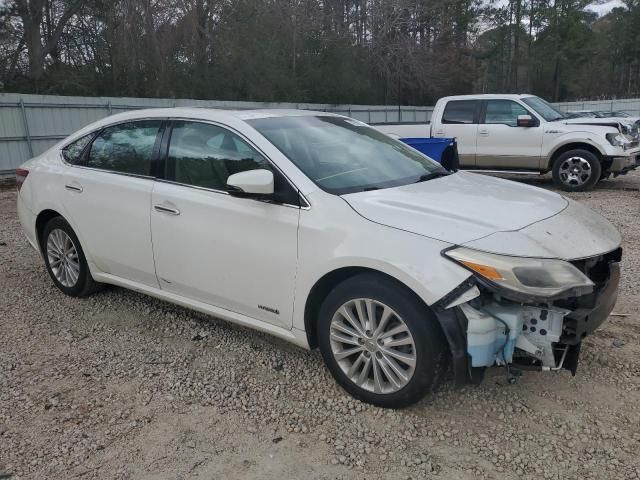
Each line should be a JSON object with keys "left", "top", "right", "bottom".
{"left": 551, "top": 149, "right": 601, "bottom": 192}
{"left": 317, "top": 273, "right": 447, "bottom": 408}
{"left": 42, "top": 217, "right": 100, "bottom": 297}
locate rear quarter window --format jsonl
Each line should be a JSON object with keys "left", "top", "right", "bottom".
{"left": 61, "top": 134, "right": 94, "bottom": 164}
{"left": 442, "top": 100, "right": 478, "bottom": 124}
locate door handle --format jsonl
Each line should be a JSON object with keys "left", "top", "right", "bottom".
{"left": 154, "top": 204, "right": 181, "bottom": 216}
{"left": 65, "top": 183, "right": 83, "bottom": 193}
{"left": 478, "top": 129, "right": 489, "bottom": 137}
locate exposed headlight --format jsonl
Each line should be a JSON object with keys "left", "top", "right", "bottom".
{"left": 606, "top": 132, "right": 631, "bottom": 148}
{"left": 444, "top": 247, "right": 594, "bottom": 300}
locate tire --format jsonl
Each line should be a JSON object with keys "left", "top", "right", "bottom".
{"left": 42, "top": 216, "right": 100, "bottom": 297}
{"left": 317, "top": 273, "right": 447, "bottom": 409}
{"left": 551, "top": 149, "right": 601, "bottom": 192}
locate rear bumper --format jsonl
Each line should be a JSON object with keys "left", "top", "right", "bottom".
{"left": 17, "top": 193, "right": 39, "bottom": 252}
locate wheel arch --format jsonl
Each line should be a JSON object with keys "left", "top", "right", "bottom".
{"left": 546, "top": 142, "right": 604, "bottom": 171}
{"left": 35, "top": 209, "right": 91, "bottom": 266}
{"left": 35, "top": 209, "right": 65, "bottom": 253}
{"left": 303, "top": 266, "right": 447, "bottom": 351}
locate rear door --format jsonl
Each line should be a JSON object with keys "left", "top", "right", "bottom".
{"left": 150, "top": 120, "right": 300, "bottom": 329}
{"left": 475, "top": 99, "right": 544, "bottom": 169}
{"left": 431, "top": 99, "right": 480, "bottom": 167}
{"left": 62, "top": 120, "right": 164, "bottom": 287}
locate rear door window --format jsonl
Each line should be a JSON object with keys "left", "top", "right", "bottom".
{"left": 442, "top": 100, "right": 479, "bottom": 124}
{"left": 86, "top": 121, "right": 162, "bottom": 176}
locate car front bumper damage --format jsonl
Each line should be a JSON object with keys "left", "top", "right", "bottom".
{"left": 433, "top": 248, "right": 622, "bottom": 385}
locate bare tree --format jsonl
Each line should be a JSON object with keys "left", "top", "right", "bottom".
{"left": 13, "top": 0, "right": 84, "bottom": 85}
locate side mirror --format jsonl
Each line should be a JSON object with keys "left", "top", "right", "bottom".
{"left": 517, "top": 114, "right": 538, "bottom": 127}
{"left": 226, "top": 169, "right": 274, "bottom": 197}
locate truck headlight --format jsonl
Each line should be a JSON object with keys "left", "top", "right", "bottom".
{"left": 444, "top": 247, "right": 594, "bottom": 300}
{"left": 606, "top": 132, "right": 631, "bottom": 148}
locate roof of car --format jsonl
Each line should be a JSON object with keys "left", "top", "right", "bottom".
{"left": 101, "top": 107, "right": 337, "bottom": 124}
{"left": 439, "top": 94, "right": 536, "bottom": 101}
{"left": 58, "top": 107, "right": 343, "bottom": 147}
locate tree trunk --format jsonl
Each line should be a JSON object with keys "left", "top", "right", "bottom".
{"left": 15, "top": 0, "right": 84, "bottom": 87}
{"left": 26, "top": 17, "right": 45, "bottom": 84}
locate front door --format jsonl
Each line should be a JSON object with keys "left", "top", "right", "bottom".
{"left": 150, "top": 120, "right": 300, "bottom": 329}
{"left": 475, "top": 99, "right": 544, "bottom": 169}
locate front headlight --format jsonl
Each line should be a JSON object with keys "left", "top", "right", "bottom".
{"left": 444, "top": 247, "right": 594, "bottom": 300}
{"left": 606, "top": 132, "right": 631, "bottom": 148}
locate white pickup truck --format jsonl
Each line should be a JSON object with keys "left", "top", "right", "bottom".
{"left": 375, "top": 94, "right": 640, "bottom": 191}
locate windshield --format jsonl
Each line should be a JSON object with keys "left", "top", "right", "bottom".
{"left": 248, "top": 116, "right": 447, "bottom": 195}
{"left": 522, "top": 96, "right": 565, "bottom": 121}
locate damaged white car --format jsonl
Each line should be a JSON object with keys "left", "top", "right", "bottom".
{"left": 16, "top": 109, "right": 621, "bottom": 408}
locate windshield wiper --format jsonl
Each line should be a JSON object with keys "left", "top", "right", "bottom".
{"left": 414, "top": 171, "right": 452, "bottom": 183}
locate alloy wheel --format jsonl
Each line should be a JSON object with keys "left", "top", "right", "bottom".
{"left": 329, "top": 298, "right": 417, "bottom": 394}
{"left": 46, "top": 229, "right": 80, "bottom": 287}
{"left": 558, "top": 156, "right": 592, "bottom": 187}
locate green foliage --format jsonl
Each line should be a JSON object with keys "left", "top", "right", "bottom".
{"left": 0, "top": 0, "right": 638, "bottom": 103}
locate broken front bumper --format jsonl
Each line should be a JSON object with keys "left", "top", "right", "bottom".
{"left": 608, "top": 153, "right": 640, "bottom": 175}
{"left": 433, "top": 248, "right": 621, "bottom": 385}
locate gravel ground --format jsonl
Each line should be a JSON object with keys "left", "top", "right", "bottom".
{"left": 1, "top": 171, "right": 639, "bottom": 480}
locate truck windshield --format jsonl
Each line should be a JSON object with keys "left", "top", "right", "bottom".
{"left": 248, "top": 116, "right": 447, "bottom": 195}
{"left": 522, "top": 96, "right": 566, "bottom": 122}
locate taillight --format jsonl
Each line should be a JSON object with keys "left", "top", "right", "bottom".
{"left": 16, "top": 168, "right": 29, "bottom": 192}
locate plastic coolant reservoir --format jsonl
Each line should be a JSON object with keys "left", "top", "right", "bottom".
{"left": 460, "top": 303, "right": 525, "bottom": 367}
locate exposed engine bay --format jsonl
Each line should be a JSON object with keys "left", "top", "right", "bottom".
{"left": 436, "top": 248, "right": 622, "bottom": 381}
{"left": 461, "top": 300, "right": 569, "bottom": 370}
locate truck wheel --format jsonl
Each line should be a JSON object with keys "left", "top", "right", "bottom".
{"left": 552, "top": 149, "right": 601, "bottom": 192}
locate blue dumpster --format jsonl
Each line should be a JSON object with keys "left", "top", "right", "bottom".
{"left": 400, "top": 137, "right": 459, "bottom": 171}
{"left": 400, "top": 137, "right": 453, "bottom": 161}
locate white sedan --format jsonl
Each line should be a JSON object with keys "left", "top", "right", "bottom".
{"left": 16, "top": 108, "right": 622, "bottom": 408}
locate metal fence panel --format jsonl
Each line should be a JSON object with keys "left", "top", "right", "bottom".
{"left": 0, "top": 92, "right": 636, "bottom": 174}
{"left": 554, "top": 98, "right": 640, "bottom": 116}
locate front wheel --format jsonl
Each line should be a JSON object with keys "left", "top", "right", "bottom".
{"left": 317, "top": 273, "right": 447, "bottom": 408}
{"left": 551, "top": 149, "right": 601, "bottom": 192}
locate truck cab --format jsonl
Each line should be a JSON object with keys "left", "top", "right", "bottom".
{"left": 377, "top": 94, "right": 640, "bottom": 191}
{"left": 431, "top": 95, "right": 544, "bottom": 170}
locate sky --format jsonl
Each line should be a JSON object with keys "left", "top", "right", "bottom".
{"left": 490, "top": 0, "right": 626, "bottom": 17}
{"left": 585, "top": 0, "right": 626, "bottom": 16}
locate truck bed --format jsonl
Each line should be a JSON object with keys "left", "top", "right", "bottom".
{"left": 373, "top": 123, "right": 431, "bottom": 138}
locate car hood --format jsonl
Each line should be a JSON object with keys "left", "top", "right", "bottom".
{"left": 342, "top": 171, "right": 569, "bottom": 245}
{"left": 463, "top": 198, "right": 621, "bottom": 259}
{"left": 559, "top": 117, "right": 627, "bottom": 130}
{"left": 560, "top": 117, "right": 639, "bottom": 139}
